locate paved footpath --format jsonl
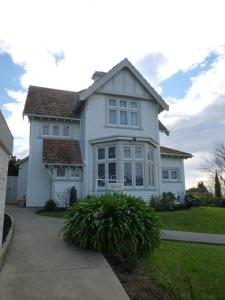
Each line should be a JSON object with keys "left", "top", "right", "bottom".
{"left": 0, "top": 206, "right": 129, "bottom": 300}
{"left": 162, "top": 230, "right": 225, "bottom": 245}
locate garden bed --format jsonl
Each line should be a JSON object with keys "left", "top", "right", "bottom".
{"left": 111, "top": 263, "right": 170, "bottom": 300}
{"left": 2, "top": 214, "right": 11, "bottom": 245}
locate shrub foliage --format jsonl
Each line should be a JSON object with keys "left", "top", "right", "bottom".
{"left": 62, "top": 194, "right": 161, "bottom": 262}
{"left": 44, "top": 199, "right": 58, "bottom": 211}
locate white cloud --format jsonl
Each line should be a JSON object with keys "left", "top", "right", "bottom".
{"left": 0, "top": 0, "right": 225, "bottom": 190}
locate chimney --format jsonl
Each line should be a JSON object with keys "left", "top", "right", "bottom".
{"left": 92, "top": 71, "right": 106, "bottom": 82}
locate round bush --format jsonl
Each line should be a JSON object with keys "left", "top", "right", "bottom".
{"left": 44, "top": 199, "right": 57, "bottom": 211}
{"left": 62, "top": 194, "right": 161, "bottom": 262}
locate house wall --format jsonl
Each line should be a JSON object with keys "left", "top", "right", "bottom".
{"left": 0, "top": 111, "right": 13, "bottom": 247}
{"left": 0, "top": 146, "right": 9, "bottom": 245}
{"left": 82, "top": 69, "right": 161, "bottom": 201}
{"left": 17, "top": 159, "right": 28, "bottom": 201}
{"left": 26, "top": 119, "right": 81, "bottom": 207}
{"left": 5, "top": 176, "right": 18, "bottom": 204}
{"left": 161, "top": 156, "right": 186, "bottom": 200}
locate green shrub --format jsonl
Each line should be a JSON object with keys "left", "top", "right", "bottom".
{"left": 62, "top": 194, "right": 161, "bottom": 264}
{"left": 44, "top": 199, "right": 58, "bottom": 211}
{"left": 150, "top": 193, "right": 176, "bottom": 211}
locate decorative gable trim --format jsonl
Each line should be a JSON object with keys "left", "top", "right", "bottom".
{"left": 79, "top": 58, "right": 169, "bottom": 112}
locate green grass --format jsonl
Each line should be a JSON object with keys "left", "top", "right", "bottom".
{"left": 145, "top": 241, "right": 225, "bottom": 300}
{"left": 35, "top": 210, "right": 68, "bottom": 218}
{"left": 157, "top": 207, "right": 225, "bottom": 234}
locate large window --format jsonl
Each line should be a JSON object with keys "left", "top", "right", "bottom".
{"left": 42, "top": 124, "right": 70, "bottom": 137}
{"left": 123, "top": 145, "right": 144, "bottom": 187}
{"left": 108, "top": 98, "right": 139, "bottom": 128}
{"left": 148, "top": 146, "right": 154, "bottom": 186}
{"left": 97, "top": 145, "right": 117, "bottom": 187}
{"left": 162, "top": 169, "right": 179, "bottom": 181}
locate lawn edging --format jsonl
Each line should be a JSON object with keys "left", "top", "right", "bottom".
{"left": 0, "top": 213, "right": 15, "bottom": 271}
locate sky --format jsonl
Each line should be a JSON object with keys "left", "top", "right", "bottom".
{"left": 0, "top": 0, "right": 225, "bottom": 188}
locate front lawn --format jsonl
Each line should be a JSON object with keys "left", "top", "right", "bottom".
{"left": 157, "top": 207, "right": 225, "bottom": 234}
{"left": 35, "top": 210, "right": 68, "bottom": 218}
{"left": 145, "top": 241, "right": 225, "bottom": 300}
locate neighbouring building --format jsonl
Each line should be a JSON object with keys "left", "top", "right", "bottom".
{"left": 0, "top": 111, "right": 13, "bottom": 247}
{"left": 20, "top": 58, "right": 192, "bottom": 207}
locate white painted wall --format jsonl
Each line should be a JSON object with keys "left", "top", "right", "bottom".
{"left": 17, "top": 159, "right": 28, "bottom": 200}
{"left": 26, "top": 119, "right": 81, "bottom": 207}
{"left": 161, "top": 156, "right": 186, "bottom": 200}
{"left": 0, "top": 146, "right": 10, "bottom": 246}
{"left": 54, "top": 180, "right": 82, "bottom": 206}
{"left": 82, "top": 68, "right": 161, "bottom": 201}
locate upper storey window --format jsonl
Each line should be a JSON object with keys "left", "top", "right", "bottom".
{"left": 42, "top": 124, "right": 70, "bottom": 137}
{"left": 108, "top": 98, "right": 139, "bottom": 128}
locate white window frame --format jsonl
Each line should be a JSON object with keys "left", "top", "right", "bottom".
{"left": 148, "top": 146, "right": 155, "bottom": 187}
{"left": 63, "top": 125, "right": 70, "bottom": 137}
{"left": 56, "top": 166, "right": 66, "bottom": 178}
{"left": 162, "top": 168, "right": 179, "bottom": 181}
{"left": 42, "top": 124, "right": 50, "bottom": 136}
{"left": 52, "top": 125, "right": 60, "bottom": 136}
{"left": 70, "top": 167, "right": 81, "bottom": 179}
{"left": 96, "top": 145, "right": 117, "bottom": 188}
{"left": 107, "top": 98, "right": 139, "bottom": 128}
{"left": 123, "top": 144, "right": 144, "bottom": 188}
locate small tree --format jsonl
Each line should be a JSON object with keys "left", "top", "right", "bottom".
{"left": 215, "top": 171, "right": 222, "bottom": 199}
{"left": 197, "top": 181, "right": 208, "bottom": 193}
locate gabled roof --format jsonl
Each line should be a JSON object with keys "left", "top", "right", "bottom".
{"left": 79, "top": 58, "right": 169, "bottom": 112}
{"left": 158, "top": 120, "right": 169, "bottom": 136}
{"left": 43, "top": 139, "right": 83, "bottom": 165}
{"left": 160, "top": 146, "right": 192, "bottom": 158}
{"left": 23, "top": 86, "right": 82, "bottom": 120}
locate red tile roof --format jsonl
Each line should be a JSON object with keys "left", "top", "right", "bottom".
{"left": 160, "top": 146, "right": 192, "bottom": 158}
{"left": 23, "top": 86, "right": 83, "bottom": 119}
{"left": 43, "top": 139, "right": 83, "bottom": 165}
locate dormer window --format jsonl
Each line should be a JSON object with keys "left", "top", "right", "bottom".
{"left": 108, "top": 98, "right": 139, "bottom": 128}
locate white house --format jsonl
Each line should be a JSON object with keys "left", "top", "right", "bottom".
{"left": 0, "top": 111, "right": 13, "bottom": 247}
{"left": 21, "top": 58, "right": 192, "bottom": 207}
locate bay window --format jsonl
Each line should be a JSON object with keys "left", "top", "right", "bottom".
{"left": 97, "top": 145, "right": 117, "bottom": 187}
{"left": 123, "top": 144, "right": 144, "bottom": 188}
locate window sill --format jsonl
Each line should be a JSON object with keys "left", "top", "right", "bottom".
{"left": 105, "top": 125, "right": 143, "bottom": 130}
{"left": 162, "top": 180, "right": 182, "bottom": 183}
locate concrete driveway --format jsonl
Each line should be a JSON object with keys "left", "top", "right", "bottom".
{"left": 0, "top": 206, "right": 129, "bottom": 300}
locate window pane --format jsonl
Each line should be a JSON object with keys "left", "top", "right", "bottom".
{"left": 98, "top": 164, "right": 105, "bottom": 186}
{"left": 171, "top": 170, "right": 178, "bottom": 180}
{"left": 109, "top": 109, "right": 117, "bottom": 124}
{"left": 53, "top": 125, "right": 60, "bottom": 136}
{"left": 135, "top": 163, "right": 143, "bottom": 186}
{"left": 149, "top": 164, "right": 154, "bottom": 186}
{"left": 124, "top": 162, "right": 132, "bottom": 186}
{"left": 120, "top": 110, "right": 128, "bottom": 125}
{"left": 43, "top": 124, "right": 49, "bottom": 135}
{"left": 120, "top": 100, "right": 128, "bottom": 108}
{"left": 63, "top": 125, "right": 69, "bottom": 136}
{"left": 162, "top": 170, "right": 169, "bottom": 179}
{"left": 57, "top": 167, "right": 65, "bottom": 177}
{"left": 98, "top": 148, "right": 105, "bottom": 160}
{"left": 123, "top": 145, "right": 132, "bottom": 159}
{"left": 108, "top": 162, "right": 116, "bottom": 182}
{"left": 135, "top": 145, "right": 143, "bottom": 159}
{"left": 108, "top": 146, "right": 116, "bottom": 159}
{"left": 71, "top": 167, "right": 81, "bottom": 178}
{"left": 131, "top": 111, "right": 138, "bottom": 127}
{"left": 130, "top": 101, "right": 138, "bottom": 109}
{"left": 109, "top": 99, "right": 116, "bottom": 107}
{"left": 148, "top": 147, "right": 154, "bottom": 161}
